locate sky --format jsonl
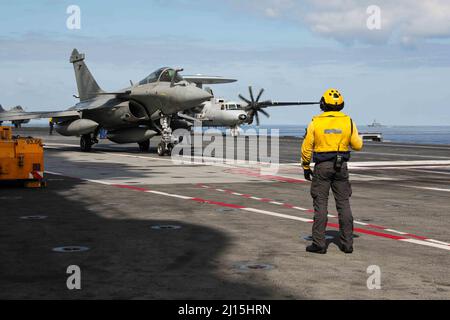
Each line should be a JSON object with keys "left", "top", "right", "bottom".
{"left": 1, "top": 0, "right": 450, "bottom": 125}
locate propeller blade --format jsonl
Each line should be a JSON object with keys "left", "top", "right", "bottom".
{"left": 238, "top": 94, "right": 252, "bottom": 105}
{"left": 256, "top": 88, "right": 265, "bottom": 103}
{"left": 255, "top": 112, "right": 260, "bottom": 126}
{"left": 248, "top": 86, "right": 255, "bottom": 103}
{"left": 259, "top": 109, "right": 270, "bottom": 118}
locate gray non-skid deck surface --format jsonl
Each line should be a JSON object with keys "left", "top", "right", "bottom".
{"left": 0, "top": 128, "right": 449, "bottom": 299}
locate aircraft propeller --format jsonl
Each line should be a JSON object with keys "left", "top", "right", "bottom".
{"left": 238, "top": 87, "right": 270, "bottom": 126}
{"left": 238, "top": 86, "right": 319, "bottom": 126}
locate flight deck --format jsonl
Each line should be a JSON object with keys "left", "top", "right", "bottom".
{"left": 1, "top": 128, "right": 449, "bottom": 299}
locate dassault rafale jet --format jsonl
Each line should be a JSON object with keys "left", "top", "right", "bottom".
{"left": 1, "top": 49, "right": 318, "bottom": 155}
{"left": 0, "top": 49, "right": 213, "bottom": 154}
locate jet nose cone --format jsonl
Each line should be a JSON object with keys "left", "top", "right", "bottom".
{"left": 239, "top": 114, "right": 247, "bottom": 121}
{"left": 184, "top": 87, "right": 213, "bottom": 106}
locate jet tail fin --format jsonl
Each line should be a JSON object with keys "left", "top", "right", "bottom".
{"left": 70, "top": 49, "right": 104, "bottom": 101}
{"left": 10, "top": 105, "right": 24, "bottom": 112}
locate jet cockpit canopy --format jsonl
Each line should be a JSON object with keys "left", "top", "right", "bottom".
{"left": 139, "top": 67, "right": 184, "bottom": 85}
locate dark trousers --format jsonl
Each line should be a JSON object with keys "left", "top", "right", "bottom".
{"left": 310, "top": 161, "right": 354, "bottom": 249}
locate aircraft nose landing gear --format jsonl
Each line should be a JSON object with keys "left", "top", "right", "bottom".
{"left": 157, "top": 141, "right": 174, "bottom": 156}
{"left": 156, "top": 115, "right": 177, "bottom": 156}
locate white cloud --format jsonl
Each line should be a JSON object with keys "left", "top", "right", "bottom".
{"left": 230, "top": 0, "right": 450, "bottom": 45}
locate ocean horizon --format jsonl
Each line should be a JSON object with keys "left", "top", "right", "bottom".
{"left": 12, "top": 122, "right": 450, "bottom": 146}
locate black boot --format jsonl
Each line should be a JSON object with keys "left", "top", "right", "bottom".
{"left": 340, "top": 244, "right": 353, "bottom": 254}
{"left": 306, "top": 243, "right": 327, "bottom": 254}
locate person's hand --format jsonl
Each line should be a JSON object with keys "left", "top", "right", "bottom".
{"left": 304, "top": 169, "right": 314, "bottom": 181}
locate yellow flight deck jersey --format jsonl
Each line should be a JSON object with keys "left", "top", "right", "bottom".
{"left": 301, "top": 111, "right": 363, "bottom": 169}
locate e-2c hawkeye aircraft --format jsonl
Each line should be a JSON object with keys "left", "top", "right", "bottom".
{"left": 180, "top": 86, "right": 319, "bottom": 136}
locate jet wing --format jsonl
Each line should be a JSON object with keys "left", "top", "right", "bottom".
{"left": 0, "top": 110, "right": 80, "bottom": 121}
{"left": 184, "top": 75, "right": 237, "bottom": 88}
{"left": 86, "top": 88, "right": 131, "bottom": 99}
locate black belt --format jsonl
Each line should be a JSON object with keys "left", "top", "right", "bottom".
{"left": 313, "top": 151, "right": 351, "bottom": 164}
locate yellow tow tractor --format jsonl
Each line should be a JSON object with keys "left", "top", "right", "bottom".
{"left": 0, "top": 126, "right": 46, "bottom": 188}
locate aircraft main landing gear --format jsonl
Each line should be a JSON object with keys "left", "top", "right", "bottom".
{"left": 230, "top": 125, "right": 240, "bottom": 137}
{"left": 80, "top": 133, "right": 98, "bottom": 152}
{"left": 138, "top": 139, "right": 150, "bottom": 152}
{"left": 80, "top": 134, "right": 93, "bottom": 152}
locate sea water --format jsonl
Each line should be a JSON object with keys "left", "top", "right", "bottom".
{"left": 246, "top": 125, "right": 450, "bottom": 145}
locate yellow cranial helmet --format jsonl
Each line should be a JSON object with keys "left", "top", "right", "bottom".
{"left": 320, "top": 88, "right": 344, "bottom": 111}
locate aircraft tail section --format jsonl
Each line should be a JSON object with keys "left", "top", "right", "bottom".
{"left": 10, "top": 106, "right": 24, "bottom": 112}
{"left": 70, "top": 49, "right": 104, "bottom": 101}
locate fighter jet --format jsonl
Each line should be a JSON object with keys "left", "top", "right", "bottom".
{"left": 179, "top": 86, "right": 319, "bottom": 136}
{"left": 0, "top": 105, "right": 30, "bottom": 128}
{"left": 0, "top": 49, "right": 213, "bottom": 154}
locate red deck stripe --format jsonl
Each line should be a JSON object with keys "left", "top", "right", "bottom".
{"left": 113, "top": 184, "right": 150, "bottom": 192}
{"left": 197, "top": 184, "right": 433, "bottom": 242}
{"left": 112, "top": 182, "right": 410, "bottom": 242}
{"left": 326, "top": 223, "right": 407, "bottom": 240}
{"left": 404, "top": 233, "right": 428, "bottom": 240}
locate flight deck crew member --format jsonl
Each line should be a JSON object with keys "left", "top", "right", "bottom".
{"left": 49, "top": 118, "right": 54, "bottom": 135}
{"left": 301, "top": 88, "right": 363, "bottom": 254}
